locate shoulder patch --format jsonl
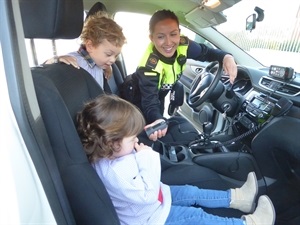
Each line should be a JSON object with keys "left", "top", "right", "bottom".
{"left": 145, "top": 53, "right": 159, "bottom": 69}
{"left": 179, "top": 36, "right": 189, "bottom": 46}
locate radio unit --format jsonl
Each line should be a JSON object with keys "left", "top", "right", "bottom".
{"left": 269, "top": 65, "right": 294, "bottom": 80}
{"left": 245, "top": 95, "right": 275, "bottom": 119}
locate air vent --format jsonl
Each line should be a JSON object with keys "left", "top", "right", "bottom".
{"left": 259, "top": 76, "right": 300, "bottom": 97}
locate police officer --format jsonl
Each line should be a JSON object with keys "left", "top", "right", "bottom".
{"left": 135, "top": 9, "right": 237, "bottom": 144}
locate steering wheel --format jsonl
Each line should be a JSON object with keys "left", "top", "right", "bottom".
{"left": 188, "top": 61, "right": 223, "bottom": 108}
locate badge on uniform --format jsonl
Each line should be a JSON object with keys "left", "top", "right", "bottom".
{"left": 145, "top": 53, "right": 159, "bottom": 69}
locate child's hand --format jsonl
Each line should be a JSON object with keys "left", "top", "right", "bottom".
{"left": 134, "top": 142, "right": 152, "bottom": 152}
{"left": 58, "top": 56, "right": 80, "bottom": 69}
{"left": 45, "top": 55, "right": 80, "bottom": 69}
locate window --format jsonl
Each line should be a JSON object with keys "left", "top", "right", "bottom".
{"left": 25, "top": 39, "right": 79, "bottom": 66}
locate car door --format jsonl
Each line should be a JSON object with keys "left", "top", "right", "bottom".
{"left": 0, "top": 1, "right": 64, "bottom": 224}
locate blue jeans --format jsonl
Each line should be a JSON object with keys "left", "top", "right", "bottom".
{"left": 164, "top": 185, "right": 245, "bottom": 225}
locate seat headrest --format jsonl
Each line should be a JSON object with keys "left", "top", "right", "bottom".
{"left": 86, "top": 2, "right": 107, "bottom": 20}
{"left": 19, "top": 0, "right": 83, "bottom": 39}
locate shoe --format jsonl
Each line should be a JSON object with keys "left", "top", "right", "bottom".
{"left": 242, "top": 195, "right": 276, "bottom": 225}
{"left": 230, "top": 172, "right": 258, "bottom": 213}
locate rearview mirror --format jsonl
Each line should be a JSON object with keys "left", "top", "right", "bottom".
{"left": 246, "top": 6, "right": 264, "bottom": 32}
{"left": 246, "top": 14, "right": 256, "bottom": 31}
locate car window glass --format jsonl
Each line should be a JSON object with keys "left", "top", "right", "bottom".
{"left": 25, "top": 38, "right": 79, "bottom": 66}
{"left": 216, "top": 0, "right": 300, "bottom": 71}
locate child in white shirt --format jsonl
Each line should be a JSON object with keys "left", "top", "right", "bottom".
{"left": 77, "top": 94, "right": 275, "bottom": 225}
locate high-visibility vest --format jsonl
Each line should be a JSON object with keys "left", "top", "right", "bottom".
{"left": 138, "top": 36, "right": 188, "bottom": 90}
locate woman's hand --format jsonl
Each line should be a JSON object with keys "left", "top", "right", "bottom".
{"left": 44, "top": 55, "right": 80, "bottom": 69}
{"left": 144, "top": 119, "right": 168, "bottom": 141}
{"left": 223, "top": 54, "right": 237, "bottom": 84}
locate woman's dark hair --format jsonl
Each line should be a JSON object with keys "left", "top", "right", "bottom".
{"left": 149, "top": 9, "right": 179, "bottom": 34}
{"left": 77, "top": 94, "right": 145, "bottom": 162}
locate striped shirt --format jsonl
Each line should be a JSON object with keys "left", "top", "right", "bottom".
{"left": 92, "top": 149, "right": 171, "bottom": 225}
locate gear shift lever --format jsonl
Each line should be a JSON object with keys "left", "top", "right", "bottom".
{"left": 203, "top": 121, "right": 213, "bottom": 139}
{"left": 190, "top": 121, "right": 220, "bottom": 154}
{"left": 191, "top": 121, "right": 226, "bottom": 154}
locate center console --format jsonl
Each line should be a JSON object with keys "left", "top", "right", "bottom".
{"left": 158, "top": 91, "right": 279, "bottom": 166}
{"left": 238, "top": 92, "right": 276, "bottom": 130}
{"left": 158, "top": 138, "right": 231, "bottom": 167}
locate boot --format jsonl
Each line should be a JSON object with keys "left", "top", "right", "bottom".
{"left": 242, "top": 195, "right": 276, "bottom": 225}
{"left": 230, "top": 172, "right": 258, "bottom": 213}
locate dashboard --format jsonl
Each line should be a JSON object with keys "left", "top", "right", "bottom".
{"left": 180, "top": 60, "right": 300, "bottom": 135}
{"left": 231, "top": 65, "right": 300, "bottom": 131}
{"left": 234, "top": 65, "right": 300, "bottom": 105}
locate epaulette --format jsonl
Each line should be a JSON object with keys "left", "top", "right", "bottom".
{"left": 179, "top": 36, "right": 189, "bottom": 46}
{"left": 145, "top": 53, "right": 159, "bottom": 69}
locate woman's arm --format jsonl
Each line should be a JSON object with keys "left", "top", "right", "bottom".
{"left": 187, "top": 40, "right": 237, "bottom": 83}
{"left": 136, "top": 68, "right": 163, "bottom": 123}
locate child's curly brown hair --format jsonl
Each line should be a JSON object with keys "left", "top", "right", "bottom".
{"left": 77, "top": 94, "right": 145, "bottom": 163}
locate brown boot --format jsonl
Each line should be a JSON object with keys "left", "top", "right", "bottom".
{"left": 230, "top": 172, "right": 258, "bottom": 213}
{"left": 242, "top": 195, "right": 276, "bottom": 225}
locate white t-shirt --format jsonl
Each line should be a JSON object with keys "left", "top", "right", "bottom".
{"left": 92, "top": 149, "right": 171, "bottom": 225}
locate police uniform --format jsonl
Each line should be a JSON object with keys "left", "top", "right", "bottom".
{"left": 135, "top": 36, "right": 228, "bottom": 145}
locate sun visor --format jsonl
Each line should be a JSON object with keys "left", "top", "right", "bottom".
{"left": 185, "top": 7, "right": 227, "bottom": 28}
{"left": 204, "top": 0, "right": 242, "bottom": 13}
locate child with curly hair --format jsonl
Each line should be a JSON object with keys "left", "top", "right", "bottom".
{"left": 77, "top": 94, "right": 275, "bottom": 225}
{"left": 45, "top": 11, "right": 126, "bottom": 91}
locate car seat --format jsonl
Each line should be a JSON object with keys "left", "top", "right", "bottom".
{"left": 107, "top": 63, "right": 125, "bottom": 95}
{"left": 85, "top": 1, "right": 107, "bottom": 20}
{"left": 20, "top": 0, "right": 120, "bottom": 224}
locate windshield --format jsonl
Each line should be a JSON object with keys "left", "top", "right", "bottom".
{"left": 216, "top": 0, "right": 300, "bottom": 72}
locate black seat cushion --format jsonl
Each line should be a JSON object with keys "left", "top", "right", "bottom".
{"left": 32, "top": 64, "right": 120, "bottom": 225}
{"left": 20, "top": 0, "right": 121, "bottom": 223}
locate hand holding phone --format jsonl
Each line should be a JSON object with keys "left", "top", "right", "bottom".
{"left": 145, "top": 120, "right": 168, "bottom": 137}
